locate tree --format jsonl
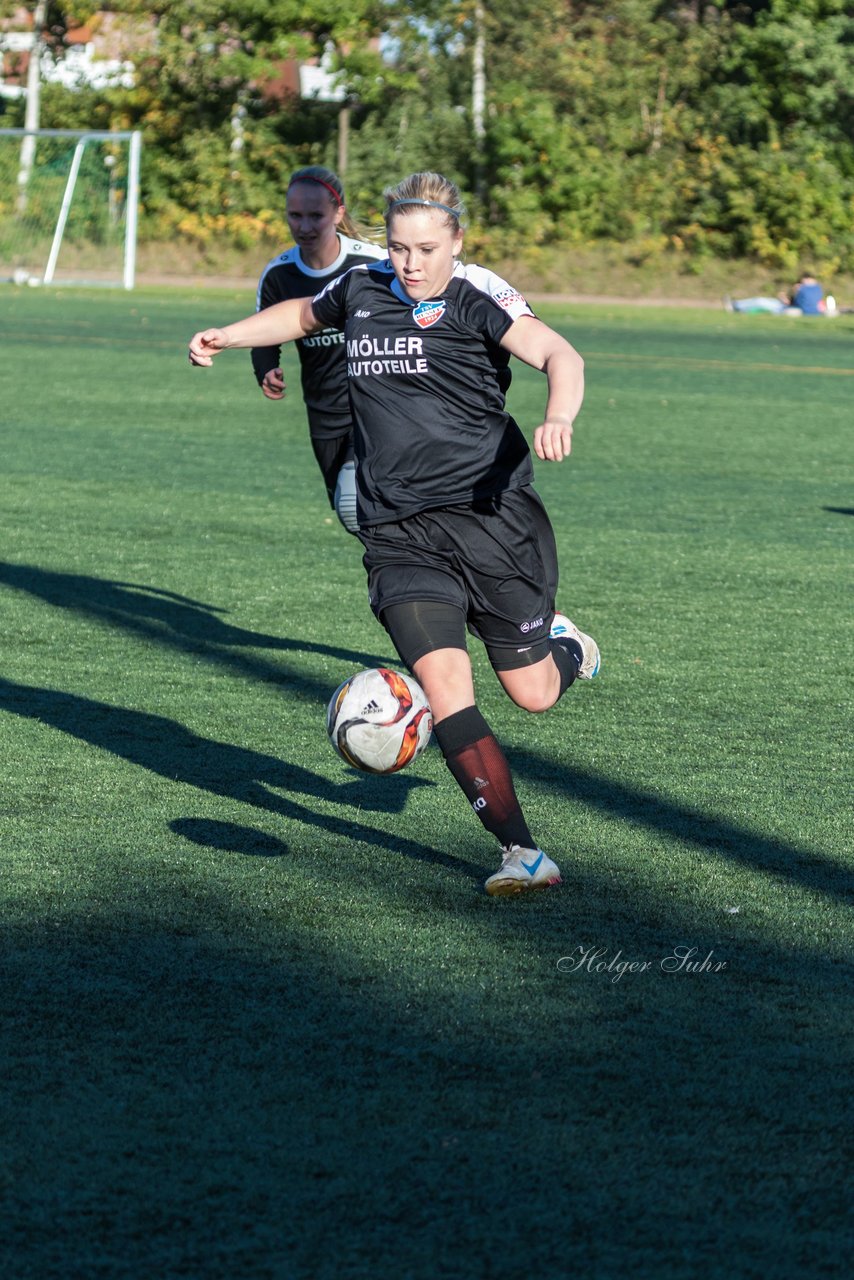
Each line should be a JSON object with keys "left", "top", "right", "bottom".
{"left": 1, "top": 2, "right": 104, "bottom": 210}
{"left": 3, "top": 0, "right": 851, "bottom": 269}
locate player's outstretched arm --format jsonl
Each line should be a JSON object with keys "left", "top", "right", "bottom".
{"left": 499, "top": 316, "right": 584, "bottom": 462}
{"left": 189, "top": 297, "right": 320, "bottom": 367}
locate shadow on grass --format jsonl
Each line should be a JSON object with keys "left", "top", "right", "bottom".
{"left": 0, "top": 560, "right": 395, "bottom": 688}
{"left": 2, "top": 563, "right": 848, "bottom": 904}
{"left": 2, "top": 664, "right": 848, "bottom": 912}
{"left": 0, "top": 676, "right": 480, "bottom": 881}
{"left": 0, "top": 875, "right": 849, "bottom": 1278}
{"left": 171, "top": 818, "right": 289, "bottom": 858}
{"left": 508, "top": 744, "right": 852, "bottom": 906}
{"left": 823, "top": 506, "right": 854, "bottom": 516}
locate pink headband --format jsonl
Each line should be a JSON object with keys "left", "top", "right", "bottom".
{"left": 288, "top": 176, "right": 343, "bottom": 207}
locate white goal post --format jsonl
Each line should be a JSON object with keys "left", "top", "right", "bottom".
{"left": 0, "top": 127, "right": 141, "bottom": 289}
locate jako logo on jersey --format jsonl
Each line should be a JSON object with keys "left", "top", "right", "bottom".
{"left": 520, "top": 617, "right": 544, "bottom": 634}
{"left": 412, "top": 300, "right": 446, "bottom": 329}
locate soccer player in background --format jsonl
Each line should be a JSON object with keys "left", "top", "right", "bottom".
{"left": 252, "top": 166, "right": 385, "bottom": 532}
{"left": 190, "top": 171, "right": 599, "bottom": 897}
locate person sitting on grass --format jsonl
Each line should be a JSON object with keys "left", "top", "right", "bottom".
{"left": 726, "top": 272, "right": 827, "bottom": 315}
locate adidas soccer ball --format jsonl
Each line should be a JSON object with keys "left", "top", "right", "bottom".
{"left": 327, "top": 667, "right": 433, "bottom": 774}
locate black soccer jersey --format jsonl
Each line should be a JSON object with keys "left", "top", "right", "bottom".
{"left": 311, "top": 260, "right": 537, "bottom": 526}
{"left": 253, "top": 235, "right": 386, "bottom": 438}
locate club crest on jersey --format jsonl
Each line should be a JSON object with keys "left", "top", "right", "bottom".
{"left": 412, "top": 299, "right": 446, "bottom": 329}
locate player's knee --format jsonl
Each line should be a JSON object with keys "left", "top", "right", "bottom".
{"left": 498, "top": 659, "right": 562, "bottom": 713}
{"left": 517, "top": 686, "right": 558, "bottom": 716}
{"left": 504, "top": 684, "right": 559, "bottom": 714}
{"left": 334, "top": 460, "right": 359, "bottom": 534}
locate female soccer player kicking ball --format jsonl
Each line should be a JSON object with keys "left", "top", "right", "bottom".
{"left": 189, "top": 171, "right": 599, "bottom": 897}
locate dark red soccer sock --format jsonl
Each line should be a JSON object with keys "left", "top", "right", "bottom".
{"left": 433, "top": 705, "right": 535, "bottom": 850}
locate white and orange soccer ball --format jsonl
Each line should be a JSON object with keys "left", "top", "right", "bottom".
{"left": 326, "top": 667, "right": 433, "bottom": 774}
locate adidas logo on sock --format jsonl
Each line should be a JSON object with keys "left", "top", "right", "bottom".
{"left": 473, "top": 777, "right": 489, "bottom": 789}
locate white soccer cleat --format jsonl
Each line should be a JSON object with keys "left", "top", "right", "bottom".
{"left": 484, "top": 845, "right": 562, "bottom": 897}
{"left": 550, "top": 612, "right": 600, "bottom": 679}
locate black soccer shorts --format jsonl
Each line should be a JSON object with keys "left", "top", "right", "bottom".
{"left": 360, "top": 485, "right": 559, "bottom": 672}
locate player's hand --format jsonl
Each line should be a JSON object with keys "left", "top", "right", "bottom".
{"left": 188, "top": 328, "right": 230, "bottom": 367}
{"left": 534, "top": 417, "right": 573, "bottom": 462}
{"left": 261, "top": 368, "right": 286, "bottom": 400}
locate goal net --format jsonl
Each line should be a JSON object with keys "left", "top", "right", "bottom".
{"left": 0, "top": 128, "right": 141, "bottom": 288}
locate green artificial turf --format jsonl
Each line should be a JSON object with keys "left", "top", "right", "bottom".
{"left": 0, "top": 286, "right": 851, "bottom": 1279}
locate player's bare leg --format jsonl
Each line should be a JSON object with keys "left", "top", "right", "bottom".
{"left": 411, "top": 647, "right": 475, "bottom": 723}
{"left": 498, "top": 613, "right": 599, "bottom": 712}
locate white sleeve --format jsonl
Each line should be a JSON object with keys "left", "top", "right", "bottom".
{"left": 461, "top": 263, "right": 535, "bottom": 322}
